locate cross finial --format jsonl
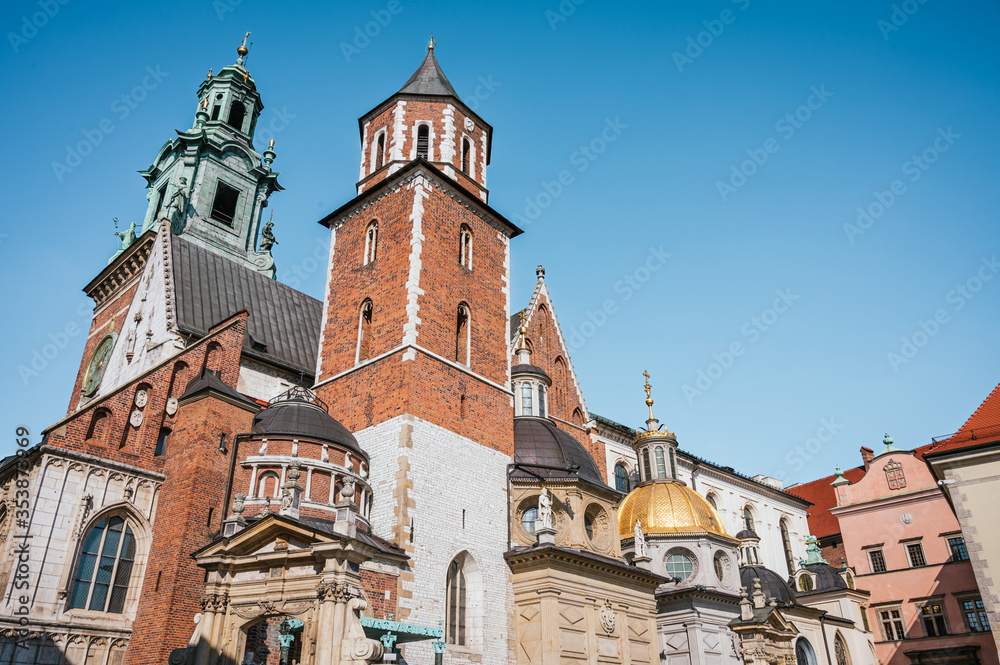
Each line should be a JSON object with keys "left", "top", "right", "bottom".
{"left": 643, "top": 370, "right": 655, "bottom": 422}
{"left": 428, "top": 34, "right": 436, "bottom": 51}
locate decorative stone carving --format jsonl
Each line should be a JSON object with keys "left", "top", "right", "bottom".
{"left": 258, "top": 439, "right": 267, "bottom": 456}
{"left": 165, "top": 397, "right": 178, "bottom": 416}
{"left": 599, "top": 600, "right": 616, "bottom": 634}
{"left": 634, "top": 520, "right": 647, "bottom": 558}
{"left": 134, "top": 389, "right": 148, "bottom": 408}
{"left": 129, "top": 410, "right": 143, "bottom": 428}
{"left": 232, "top": 492, "right": 246, "bottom": 514}
{"left": 321, "top": 444, "right": 330, "bottom": 462}
{"left": 341, "top": 476, "right": 356, "bottom": 500}
{"left": 537, "top": 487, "right": 553, "bottom": 530}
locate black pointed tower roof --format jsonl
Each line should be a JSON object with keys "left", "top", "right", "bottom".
{"left": 397, "top": 45, "right": 458, "bottom": 97}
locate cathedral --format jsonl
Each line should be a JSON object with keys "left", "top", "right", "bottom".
{"left": 0, "top": 39, "right": 876, "bottom": 665}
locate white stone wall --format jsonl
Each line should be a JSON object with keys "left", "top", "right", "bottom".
{"left": 236, "top": 358, "right": 299, "bottom": 402}
{"left": 356, "top": 414, "right": 513, "bottom": 665}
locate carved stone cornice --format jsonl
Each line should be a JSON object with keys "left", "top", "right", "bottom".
{"left": 85, "top": 232, "right": 156, "bottom": 310}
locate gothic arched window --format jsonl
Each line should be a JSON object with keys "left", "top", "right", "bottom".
{"left": 706, "top": 493, "right": 718, "bottom": 509}
{"left": 668, "top": 448, "right": 677, "bottom": 479}
{"left": 743, "top": 506, "right": 755, "bottom": 532}
{"left": 614, "top": 463, "right": 630, "bottom": 493}
{"left": 446, "top": 553, "right": 482, "bottom": 647}
{"left": 642, "top": 449, "right": 652, "bottom": 482}
{"left": 781, "top": 518, "right": 796, "bottom": 576}
{"left": 796, "top": 638, "right": 818, "bottom": 665}
{"left": 363, "top": 221, "right": 378, "bottom": 265}
{"left": 257, "top": 472, "right": 279, "bottom": 498}
{"left": 416, "top": 124, "right": 430, "bottom": 160}
{"left": 537, "top": 385, "right": 546, "bottom": 418}
{"left": 520, "top": 383, "right": 533, "bottom": 417}
{"left": 357, "top": 300, "right": 374, "bottom": 363}
{"left": 69, "top": 515, "right": 137, "bottom": 614}
{"left": 834, "top": 633, "right": 851, "bottom": 665}
{"left": 86, "top": 408, "right": 112, "bottom": 445}
{"left": 459, "top": 225, "right": 473, "bottom": 269}
{"left": 461, "top": 138, "right": 471, "bottom": 173}
{"left": 455, "top": 304, "right": 471, "bottom": 366}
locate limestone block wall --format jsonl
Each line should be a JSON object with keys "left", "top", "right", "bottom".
{"left": 357, "top": 414, "right": 513, "bottom": 665}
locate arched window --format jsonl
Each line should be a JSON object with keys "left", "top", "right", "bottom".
{"left": 375, "top": 132, "right": 386, "bottom": 170}
{"left": 743, "top": 505, "right": 755, "bottom": 532}
{"left": 86, "top": 409, "right": 112, "bottom": 444}
{"left": 226, "top": 101, "right": 246, "bottom": 131}
{"left": 69, "top": 515, "right": 137, "bottom": 613}
{"left": 363, "top": 221, "right": 378, "bottom": 265}
{"left": 455, "top": 304, "right": 470, "bottom": 366}
{"left": 668, "top": 448, "right": 677, "bottom": 479}
{"left": 357, "top": 300, "right": 373, "bottom": 362}
{"left": 520, "top": 383, "right": 533, "bottom": 416}
{"left": 445, "top": 552, "right": 482, "bottom": 648}
{"left": 780, "top": 518, "right": 795, "bottom": 576}
{"left": 572, "top": 407, "right": 585, "bottom": 424}
{"left": 614, "top": 463, "right": 630, "bottom": 493}
{"left": 204, "top": 342, "right": 223, "bottom": 373}
{"left": 461, "top": 138, "right": 471, "bottom": 173}
{"left": 799, "top": 574, "right": 814, "bottom": 592}
{"left": 642, "top": 449, "right": 652, "bottom": 481}
{"left": 459, "top": 225, "right": 473, "bottom": 269}
{"left": 654, "top": 447, "right": 666, "bottom": 479}
{"left": 537, "top": 385, "right": 546, "bottom": 418}
{"left": 257, "top": 472, "right": 279, "bottom": 498}
{"left": 834, "top": 633, "right": 851, "bottom": 665}
{"left": 416, "top": 124, "right": 430, "bottom": 159}
{"left": 553, "top": 357, "right": 567, "bottom": 413}
{"left": 706, "top": 493, "right": 718, "bottom": 509}
{"left": 795, "top": 637, "right": 818, "bottom": 665}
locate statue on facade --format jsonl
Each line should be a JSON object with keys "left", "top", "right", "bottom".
{"left": 633, "top": 520, "right": 647, "bottom": 558}
{"left": 260, "top": 218, "right": 278, "bottom": 253}
{"left": 280, "top": 488, "right": 293, "bottom": 512}
{"left": 168, "top": 177, "right": 190, "bottom": 233}
{"left": 115, "top": 219, "right": 137, "bottom": 250}
{"left": 537, "top": 488, "right": 553, "bottom": 530}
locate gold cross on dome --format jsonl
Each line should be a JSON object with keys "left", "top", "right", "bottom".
{"left": 643, "top": 370, "right": 651, "bottom": 398}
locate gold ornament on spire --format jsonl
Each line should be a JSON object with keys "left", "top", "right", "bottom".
{"left": 518, "top": 310, "right": 528, "bottom": 350}
{"left": 428, "top": 34, "right": 436, "bottom": 51}
{"left": 643, "top": 370, "right": 656, "bottom": 420}
{"left": 207, "top": 68, "right": 213, "bottom": 79}
{"left": 239, "top": 31, "right": 250, "bottom": 56}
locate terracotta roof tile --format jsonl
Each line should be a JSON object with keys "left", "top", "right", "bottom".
{"left": 926, "top": 382, "right": 1000, "bottom": 455}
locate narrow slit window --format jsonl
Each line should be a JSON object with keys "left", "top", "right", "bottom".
{"left": 537, "top": 385, "right": 546, "bottom": 418}
{"left": 461, "top": 138, "right": 471, "bottom": 173}
{"left": 357, "top": 300, "right": 374, "bottom": 362}
{"left": 416, "top": 125, "right": 429, "bottom": 159}
{"left": 521, "top": 383, "right": 533, "bottom": 416}
{"left": 154, "top": 185, "right": 167, "bottom": 217}
{"left": 455, "top": 304, "right": 470, "bottom": 366}
{"left": 375, "top": 133, "right": 386, "bottom": 170}
{"left": 459, "top": 226, "right": 473, "bottom": 269}
{"left": 654, "top": 447, "right": 666, "bottom": 479}
{"left": 363, "top": 221, "right": 378, "bottom": 265}
{"left": 154, "top": 428, "right": 170, "bottom": 457}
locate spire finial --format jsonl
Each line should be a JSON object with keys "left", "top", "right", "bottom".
{"left": 237, "top": 31, "right": 250, "bottom": 65}
{"left": 517, "top": 310, "right": 528, "bottom": 351}
{"left": 643, "top": 370, "right": 655, "bottom": 421}
{"left": 536, "top": 264, "right": 545, "bottom": 279}
{"left": 428, "top": 34, "right": 436, "bottom": 51}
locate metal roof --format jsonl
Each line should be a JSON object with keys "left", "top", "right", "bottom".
{"left": 512, "top": 418, "right": 608, "bottom": 488}
{"left": 397, "top": 48, "right": 459, "bottom": 97}
{"left": 171, "top": 235, "right": 322, "bottom": 376}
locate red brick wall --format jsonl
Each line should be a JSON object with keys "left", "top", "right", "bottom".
{"left": 317, "top": 173, "right": 514, "bottom": 453}
{"left": 515, "top": 292, "right": 609, "bottom": 482}
{"left": 124, "top": 365, "right": 257, "bottom": 665}
{"left": 361, "top": 568, "right": 398, "bottom": 620}
{"left": 69, "top": 282, "right": 138, "bottom": 412}
{"left": 356, "top": 97, "right": 490, "bottom": 199}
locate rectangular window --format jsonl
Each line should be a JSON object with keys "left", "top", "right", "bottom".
{"left": 907, "top": 543, "right": 927, "bottom": 567}
{"left": 869, "top": 548, "right": 887, "bottom": 573}
{"left": 210, "top": 181, "right": 240, "bottom": 226}
{"left": 154, "top": 184, "right": 167, "bottom": 217}
{"left": 948, "top": 536, "right": 969, "bottom": 561}
{"left": 211, "top": 105, "right": 221, "bottom": 121}
{"left": 879, "top": 607, "right": 906, "bottom": 641}
{"left": 962, "top": 598, "right": 990, "bottom": 633}
{"left": 919, "top": 602, "right": 948, "bottom": 637}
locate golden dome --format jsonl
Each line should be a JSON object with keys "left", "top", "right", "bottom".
{"left": 618, "top": 480, "right": 731, "bottom": 539}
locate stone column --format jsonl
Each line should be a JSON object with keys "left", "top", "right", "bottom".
{"left": 315, "top": 582, "right": 339, "bottom": 665}
{"left": 248, "top": 464, "right": 258, "bottom": 497}
{"left": 194, "top": 594, "right": 226, "bottom": 665}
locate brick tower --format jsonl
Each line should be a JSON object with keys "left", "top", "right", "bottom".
{"left": 313, "top": 40, "right": 521, "bottom": 664}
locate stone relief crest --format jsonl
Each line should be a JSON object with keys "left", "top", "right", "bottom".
{"left": 599, "top": 600, "right": 616, "bottom": 634}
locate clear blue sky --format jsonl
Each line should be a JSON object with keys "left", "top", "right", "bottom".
{"left": 2, "top": 0, "right": 998, "bottom": 487}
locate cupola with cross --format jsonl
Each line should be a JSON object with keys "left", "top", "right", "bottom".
{"left": 354, "top": 37, "right": 492, "bottom": 202}
{"left": 137, "top": 33, "right": 283, "bottom": 278}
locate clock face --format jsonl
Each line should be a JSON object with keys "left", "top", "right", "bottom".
{"left": 82, "top": 333, "right": 116, "bottom": 396}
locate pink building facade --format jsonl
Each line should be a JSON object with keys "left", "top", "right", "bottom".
{"left": 830, "top": 437, "right": 996, "bottom": 665}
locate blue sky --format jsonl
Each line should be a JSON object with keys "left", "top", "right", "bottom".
{"left": 1, "top": 0, "right": 998, "bottom": 486}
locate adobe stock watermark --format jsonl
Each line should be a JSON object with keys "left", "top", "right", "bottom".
{"left": 52, "top": 65, "right": 169, "bottom": 182}
{"left": 545, "top": 0, "right": 586, "bottom": 30}
{"left": 282, "top": 235, "right": 330, "bottom": 290}
{"left": 462, "top": 75, "right": 501, "bottom": 112}
{"left": 339, "top": 0, "right": 406, "bottom": 63}
{"left": 254, "top": 106, "right": 296, "bottom": 148}
{"left": 7, "top": 0, "right": 70, "bottom": 53}
{"left": 565, "top": 246, "right": 672, "bottom": 351}
{"left": 770, "top": 416, "right": 845, "bottom": 484}
{"left": 887, "top": 255, "right": 998, "bottom": 373}
{"left": 682, "top": 288, "right": 799, "bottom": 403}
{"left": 716, "top": 85, "right": 833, "bottom": 201}
{"left": 512, "top": 117, "right": 628, "bottom": 227}
{"left": 878, "top": 0, "right": 929, "bottom": 40}
{"left": 672, "top": 0, "right": 751, "bottom": 73}
{"left": 843, "top": 127, "right": 959, "bottom": 244}
{"left": 18, "top": 300, "right": 92, "bottom": 385}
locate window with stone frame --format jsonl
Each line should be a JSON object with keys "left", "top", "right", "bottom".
{"left": 654, "top": 446, "right": 667, "bottom": 479}
{"left": 445, "top": 552, "right": 482, "bottom": 649}
{"left": 520, "top": 383, "right": 533, "bottom": 416}
{"left": 834, "top": 633, "right": 851, "bottom": 665}
{"left": 780, "top": 519, "right": 796, "bottom": 577}
{"left": 416, "top": 124, "right": 430, "bottom": 159}
{"left": 257, "top": 471, "right": 279, "bottom": 498}
{"left": 363, "top": 221, "right": 378, "bottom": 265}
{"left": 906, "top": 542, "right": 927, "bottom": 567}
{"left": 455, "top": 304, "right": 471, "bottom": 366}
{"left": 446, "top": 559, "right": 466, "bottom": 645}
{"left": 868, "top": 548, "right": 887, "bottom": 573}
{"left": 947, "top": 535, "right": 969, "bottom": 561}
{"left": 459, "top": 225, "right": 473, "bottom": 269}
{"left": 357, "top": 299, "right": 374, "bottom": 362}
{"left": 878, "top": 606, "right": 906, "bottom": 641}
{"left": 461, "top": 137, "right": 472, "bottom": 173}
{"left": 642, "top": 449, "right": 652, "bottom": 482}
{"left": 614, "top": 463, "right": 630, "bottom": 493}
{"left": 742, "top": 506, "right": 755, "bottom": 532}
{"left": 210, "top": 181, "right": 240, "bottom": 226}
{"left": 537, "top": 385, "right": 546, "bottom": 418}
{"left": 960, "top": 597, "right": 990, "bottom": 633}
{"left": 884, "top": 459, "right": 906, "bottom": 490}
{"left": 375, "top": 132, "right": 385, "bottom": 170}
{"left": 918, "top": 601, "right": 949, "bottom": 637}
{"left": 69, "top": 515, "right": 138, "bottom": 614}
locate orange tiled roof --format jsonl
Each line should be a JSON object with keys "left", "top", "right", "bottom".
{"left": 926, "top": 382, "right": 1000, "bottom": 455}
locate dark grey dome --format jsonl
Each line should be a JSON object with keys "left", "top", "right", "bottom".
{"left": 251, "top": 387, "right": 363, "bottom": 456}
{"left": 740, "top": 565, "right": 796, "bottom": 605}
{"left": 800, "top": 563, "right": 849, "bottom": 593}
{"left": 513, "top": 418, "right": 606, "bottom": 487}
{"left": 511, "top": 363, "right": 550, "bottom": 379}
{"left": 736, "top": 529, "right": 760, "bottom": 540}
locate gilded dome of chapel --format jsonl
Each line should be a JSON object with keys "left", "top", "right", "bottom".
{"left": 618, "top": 480, "right": 732, "bottom": 539}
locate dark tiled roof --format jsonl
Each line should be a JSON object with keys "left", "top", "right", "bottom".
{"left": 252, "top": 400, "right": 363, "bottom": 455}
{"left": 797, "top": 563, "right": 849, "bottom": 595}
{"left": 512, "top": 418, "right": 608, "bottom": 488}
{"left": 171, "top": 236, "right": 322, "bottom": 376}
{"left": 511, "top": 363, "right": 549, "bottom": 379}
{"left": 181, "top": 368, "right": 256, "bottom": 405}
{"left": 295, "top": 515, "right": 406, "bottom": 558}
{"left": 398, "top": 48, "right": 459, "bottom": 97}
{"left": 740, "top": 565, "right": 796, "bottom": 605}
{"left": 735, "top": 529, "right": 759, "bottom": 540}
